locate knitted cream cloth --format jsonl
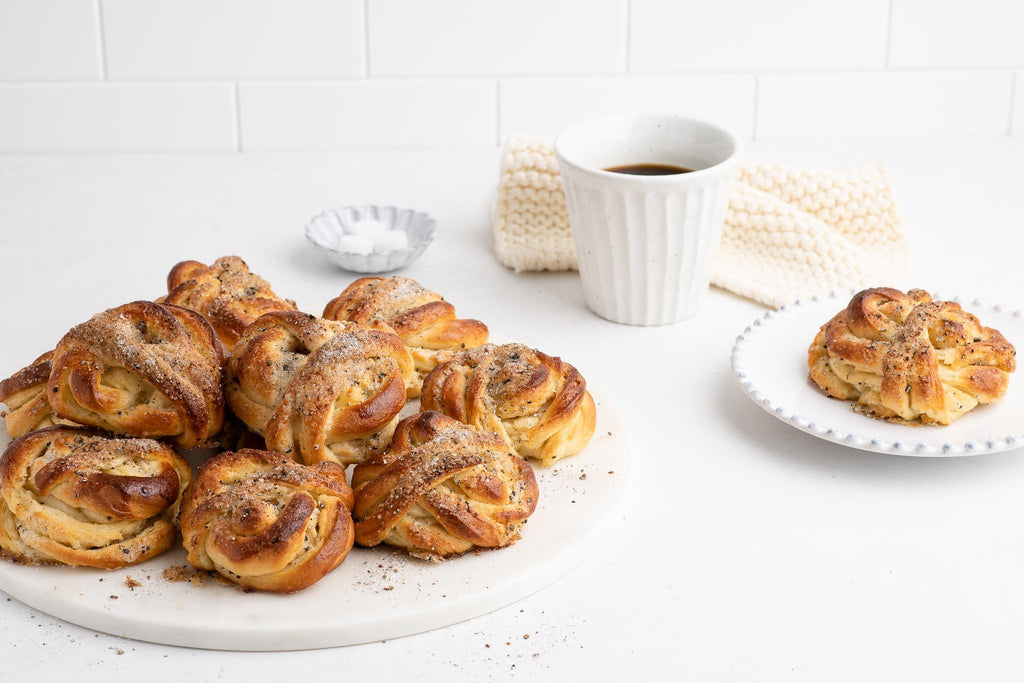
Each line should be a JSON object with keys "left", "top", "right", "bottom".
{"left": 494, "top": 135, "right": 909, "bottom": 308}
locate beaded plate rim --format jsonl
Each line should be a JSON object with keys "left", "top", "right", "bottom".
{"left": 730, "top": 290, "right": 1024, "bottom": 457}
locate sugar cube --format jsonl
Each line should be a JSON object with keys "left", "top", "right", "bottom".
{"left": 372, "top": 230, "right": 409, "bottom": 253}
{"left": 336, "top": 234, "right": 373, "bottom": 254}
{"left": 347, "top": 218, "right": 387, "bottom": 237}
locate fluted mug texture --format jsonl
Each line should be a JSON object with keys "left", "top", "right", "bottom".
{"left": 555, "top": 114, "right": 741, "bottom": 326}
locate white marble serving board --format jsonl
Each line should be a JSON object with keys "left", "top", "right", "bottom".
{"left": 0, "top": 391, "right": 631, "bottom": 650}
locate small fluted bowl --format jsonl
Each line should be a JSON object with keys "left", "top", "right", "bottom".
{"left": 305, "top": 204, "right": 437, "bottom": 273}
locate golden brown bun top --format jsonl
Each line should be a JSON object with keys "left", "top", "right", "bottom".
{"left": 0, "top": 351, "right": 53, "bottom": 404}
{"left": 809, "top": 287, "right": 1016, "bottom": 424}
{"left": 226, "top": 311, "right": 414, "bottom": 464}
{"left": 164, "top": 255, "right": 297, "bottom": 350}
{"left": 186, "top": 448, "right": 353, "bottom": 510}
{"left": 430, "top": 343, "right": 588, "bottom": 421}
{"left": 839, "top": 287, "right": 932, "bottom": 342}
{"left": 829, "top": 288, "right": 1015, "bottom": 373}
{"left": 180, "top": 448, "right": 354, "bottom": 593}
{"left": 0, "top": 426, "right": 191, "bottom": 568}
{"left": 420, "top": 342, "right": 596, "bottom": 466}
{"left": 2, "top": 426, "right": 189, "bottom": 522}
{"left": 351, "top": 411, "right": 539, "bottom": 557}
{"left": 48, "top": 300, "right": 225, "bottom": 448}
{"left": 0, "top": 350, "right": 74, "bottom": 440}
{"left": 322, "top": 276, "right": 488, "bottom": 352}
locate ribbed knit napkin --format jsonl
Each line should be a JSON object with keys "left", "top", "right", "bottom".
{"left": 494, "top": 135, "right": 909, "bottom": 308}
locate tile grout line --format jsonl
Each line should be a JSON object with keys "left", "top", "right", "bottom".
{"left": 22, "top": 67, "right": 1008, "bottom": 87}
{"left": 170, "top": 65, "right": 1011, "bottom": 82}
{"left": 232, "top": 81, "right": 242, "bottom": 151}
{"left": 94, "top": 0, "right": 107, "bottom": 80}
{"left": 362, "top": 0, "right": 370, "bottom": 78}
{"left": 883, "top": 0, "right": 894, "bottom": 67}
{"left": 624, "top": 0, "right": 632, "bottom": 73}
{"left": 4, "top": 66, "right": 1019, "bottom": 89}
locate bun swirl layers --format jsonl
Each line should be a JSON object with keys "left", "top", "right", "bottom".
{"left": 0, "top": 351, "right": 75, "bottom": 439}
{"left": 351, "top": 411, "right": 538, "bottom": 560}
{"left": 180, "top": 448, "right": 355, "bottom": 593}
{"left": 809, "top": 287, "right": 1016, "bottom": 424}
{"left": 421, "top": 343, "right": 596, "bottom": 467}
{"left": 48, "top": 301, "right": 225, "bottom": 448}
{"left": 323, "top": 276, "right": 489, "bottom": 397}
{"left": 226, "top": 311, "right": 414, "bottom": 465}
{"left": 164, "top": 256, "right": 297, "bottom": 351}
{"left": 0, "top": 427, "right": 190, "bottom": 567}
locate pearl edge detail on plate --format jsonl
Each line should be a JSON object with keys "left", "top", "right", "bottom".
{"left": 729, "top": 290, "right": 1024, "bottom": 458}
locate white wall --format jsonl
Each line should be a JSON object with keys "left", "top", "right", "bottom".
{"left": 0, "top": 0, "right": 1020, "bottom": 152}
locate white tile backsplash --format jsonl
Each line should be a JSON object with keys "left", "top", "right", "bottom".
{"left": 102, "top": 0, "right": 362, "bottom": 79}
{"left": 890, "top": 0, "right": 1024, "bottom": 68}
{"left": 0, "top": 84, "right": 235, "bottom": 152}
{"left": 0, "top": 0, "right": 1021, "bottom": 151}
{"left": 499, "top": 76, "right": 754, "bottom": 142}
{"left": 0, "top": 0, "right": 100, "bottom": 80}
{"left": 238, "top": 81, "right": 495, "bottom": 150}
{"left": 367, "top": 0, "right": 626, "bottom": 76}
{"left": 631, "top": 0, "right": 888, "bottom": 72}
{"left": 757, "top": 72, "right": 1013, "bottom": 139}
{"left": 1013, "top": 73, "right": 1023, "bottom": 135}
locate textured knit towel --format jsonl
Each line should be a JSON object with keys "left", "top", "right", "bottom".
{"left": 494, "top": 135, "right": 909, "bottom": 308}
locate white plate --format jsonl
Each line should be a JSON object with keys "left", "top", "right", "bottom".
{"left": 731, "top": 291, "right": 1024, "bottom": 456}
{"left": 0, "top": 391, "right": 630, "bottom": 650}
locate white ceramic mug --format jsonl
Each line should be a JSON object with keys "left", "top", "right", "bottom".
{"left": 554, "top": 114, "right": 741, "bottom": 326}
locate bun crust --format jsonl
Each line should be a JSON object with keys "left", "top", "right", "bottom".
{"left": 351, "top": 411, "right": 538, "bottom": 560}
{"left": 0, "top": 351, "right": 76, "bottom": 439}
{"left": 420, "top": 343, "right": 595, "bottom": 467}
{"left": 323, "top": 276, "right": 488, "bottom": 397}
{"left": 48, "top": 301, "right": 225, "bottom": 448}
{"left": 808, "top": 287, "right": 1016, "bottom": 424}
{"left": 164, "top": 256, "right": 297, "bottom": 350}
{"left": 180, "top": 448, "right": 354, "bottom": 593}
{"left": 226, "top": 311, "right": 414, "bottom": 465}
{"left": 0, "top": 426, "right": 190, "bottom": 567}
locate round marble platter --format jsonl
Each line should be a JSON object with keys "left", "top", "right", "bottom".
{"left": 731, "top": 291, "right": 1024, "bottom": 457}
{"left": 0, "top": 390, "right": 631, "bottom": 651}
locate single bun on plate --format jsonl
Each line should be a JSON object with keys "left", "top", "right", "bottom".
{"left": 48, "top": 301, "right": 225, "bottom": 448}
{"left": 420, "top": 343, "right": 596, "bottom": 467}
{"left": 0, "top": 351, "right": 76, "bottom": 439}
{"left": 180, "top": 448, "right": 355, "bottom": 593}
{"left": 351, "top": 411, "right": 538, "bottom": 560}
{"left": 226, "top": 311, "right": 414, "bottom": 465}
{"left": 323, "top": 276, "right": 488, "bottom": 397}
{"left": 0, "top": 426, "right": 190, "bottom": 567}
{"left": 808, "top": 287, "right": 1016, "bottom": 424}
{"left": 163, "top": 255, "right": 297, "bottom": 351}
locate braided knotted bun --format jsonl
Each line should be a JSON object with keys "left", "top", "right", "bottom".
{"left": 180, "top": 448, "right": 354, "bottom": 593}
{"left": 163, "top": 256, "right": 297, "bottom": 351}
{"left": 48, "top": 301, "right": 225, "bottom": 448}
{"left": 420, "top": 343, "right": 596, "bottom": 467}
{"left": 0, "top": 426, "right": 190, "bottom": 567}
{"left": 352, "top": 411, "right": 538, "bottom": 560}
{"left": 323, "top": 276, "right": 488, "bottom": 397}
{"left": 0, "top": 351, "right": 76, "bottom": 439}
{"left": 226, "top": 311, "right": 414, "bottom": 465}
{"left": 809, "top": 287, "right": 1016, "bottom": 424}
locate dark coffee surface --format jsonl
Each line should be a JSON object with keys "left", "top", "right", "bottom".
{"left": 604, "top": 163, "right": 693, "bottom": 176}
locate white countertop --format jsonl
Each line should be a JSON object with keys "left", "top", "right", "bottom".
{"left": 1, "top": 136, "right": 1023, "bottom": 681}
